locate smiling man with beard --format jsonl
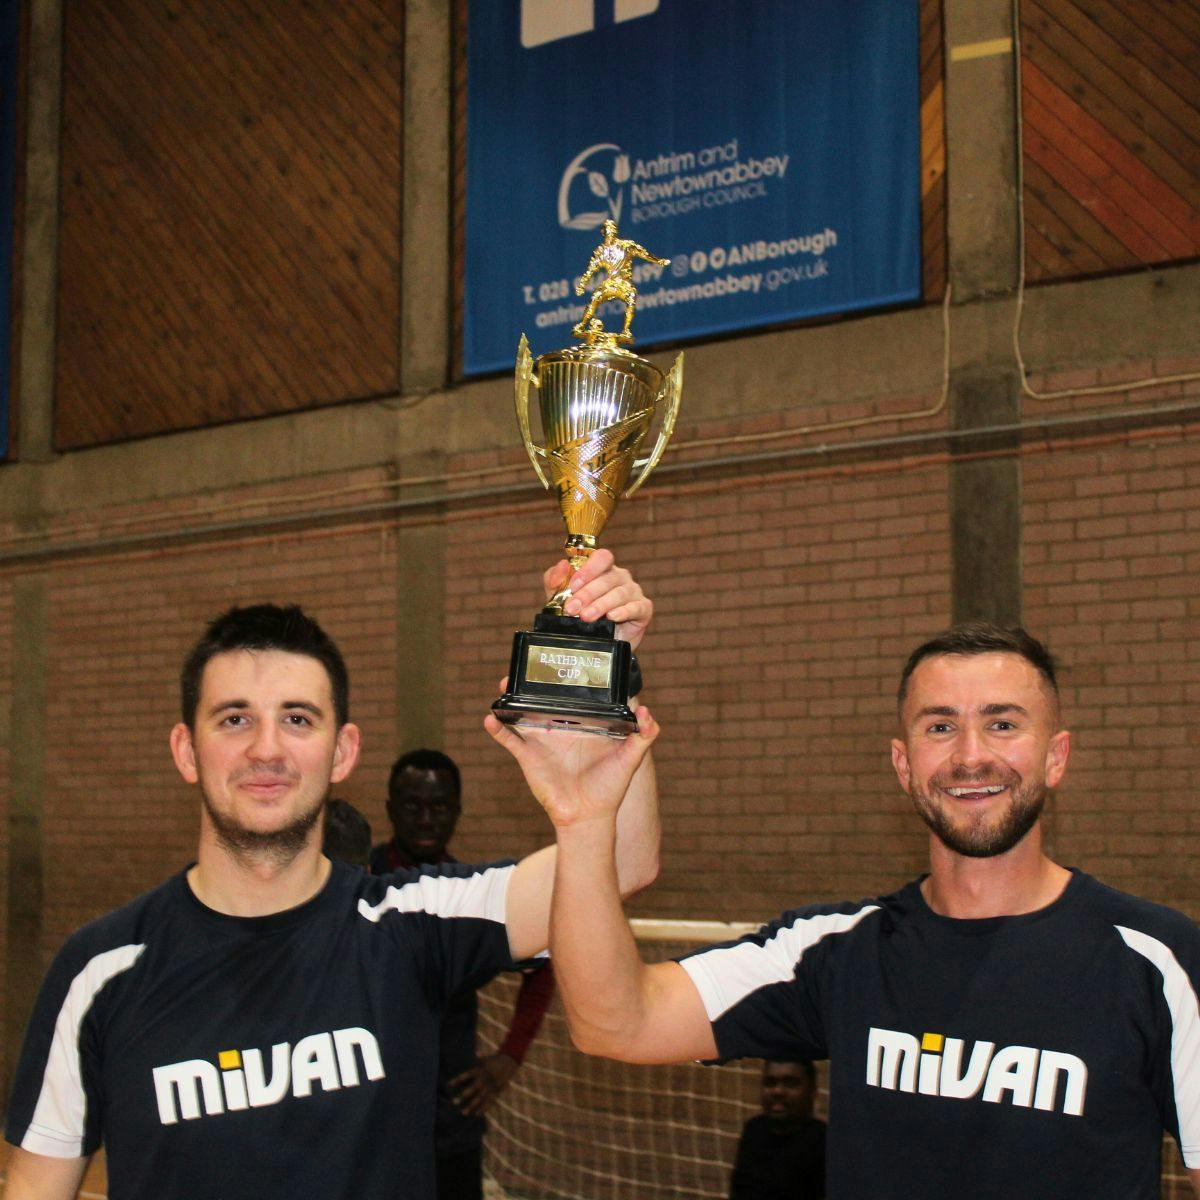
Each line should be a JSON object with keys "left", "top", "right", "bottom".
{"left": 494, "top": 622, "right": 1200, "bottom": 1200}
{"left": 4, "top": 551, "right": 660, "bottom": 1200}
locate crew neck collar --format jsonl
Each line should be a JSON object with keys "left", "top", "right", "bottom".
{"left": 908, "top": 867, "right": 1088, "bottom": 933}
{"left": 174, "top": 860, "right": 348, "bottom": 932}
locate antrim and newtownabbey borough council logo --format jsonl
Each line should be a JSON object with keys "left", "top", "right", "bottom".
{"left": 558, "top": 140, "right": 789, "bottom": 232}
{"left": 558, "top": 144, "right": 630, "bottom": 231}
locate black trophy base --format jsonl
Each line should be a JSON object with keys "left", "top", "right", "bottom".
{"left": 492, "top": 612, "right": 638, "bottom": 739}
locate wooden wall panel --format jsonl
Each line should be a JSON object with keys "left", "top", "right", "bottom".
{"left": 1021, "top": 0, "right": 1200, "bottom": 283}
{"left": 54, "top": 1, "right": 403, "bottom": 450}
{"left": 2, "top": 1, "right": 25, "bottom": 461}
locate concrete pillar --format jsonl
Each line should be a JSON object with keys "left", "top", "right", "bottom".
{"left": 949, "top": 372, "right": 1022, "bottom": 625}
{"left": 17, "top": 0, "right": 63, "bottom": 463}
{"left": 4, "top": 573, "right": 47, "bottom": 1097}
{"left": 395, "top": 1, "right": 453, "bottom": 752}
{"left": 943, "top": 0, "right": 1019, "bottom": 301}
{"left": 942, "top": 0, "right": 1022, "bottom": 626}
{"left": 393, "top": 517, "right": 446, "bottom": 754}
{"left": 3, "top": 0, "right": 62, "bottom": 1098}
{"left": 399, "top": 0, "right": 452, "bottom": 395}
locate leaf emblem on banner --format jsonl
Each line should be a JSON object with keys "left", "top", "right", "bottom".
{"left": 566, "top": 213, "right": 607, "bottom": 230}
{"left": 588, "top": 172, "right": 609, "bottom": 198}
{"left": 613, "top": 155, "right": 630, "bottom": 184}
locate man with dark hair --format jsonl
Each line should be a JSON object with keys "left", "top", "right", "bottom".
{"left": 492, "top": 622, "right": 1200, "bottom": 1199}
{"left": 729, "top": 1060, "right": 825, "bottom": 1200}
{"left": 897, "top": 621, "right": 1061, "bottom": 712}
{"left": 324, "top": 797, "right": 373, "bottom": 869}
{"left": 371, "top": 748, "right": 555, "bottom": 1200}
{"left": 370, "top": 748, "right": 462, "bottom": 876}
{"left": 180, "top": 602, "right": 352, "bottom": 728}
{"left": 4, "top": 552, "right": 659, "bottom": 1200}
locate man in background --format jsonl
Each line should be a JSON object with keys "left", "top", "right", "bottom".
{"left": 373, "top": 749, "right": 556, "bottom": 1200}
{"left": 324, "top": 796, "right": 372, "bottom": 868}
{"left": 729, "top": 1060, "right": 825, "bottom": 1200}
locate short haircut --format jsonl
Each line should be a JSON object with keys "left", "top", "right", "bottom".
{"left": 323, "top": 798, "right": 373, "bottom": 868}
{"left": 764, "top": 1058, "right": 816, "bottom": 1083}
{"left": 897, "top": 622, "right": 1060, "bottom": 712}
{"left": 180, "top": 604, "right": 350, "bottom": 728}
{"left": 388, "top": 749, "right": 462, "bottom": 803}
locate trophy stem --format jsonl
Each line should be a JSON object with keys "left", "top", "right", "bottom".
{"left": 543, "top": 534, "right": 598, "bottom": 614}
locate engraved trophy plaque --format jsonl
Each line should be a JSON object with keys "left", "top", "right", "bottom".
{"left": 492, "top": 221, "right": 682, "bottom": 737}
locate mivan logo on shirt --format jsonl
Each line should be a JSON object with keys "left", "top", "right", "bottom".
{"left": 865, "top": 1027, "right": 1087, "bottom": 1117}
{"left": 152, "top": 1027, "right": 385, "bottom": 1125}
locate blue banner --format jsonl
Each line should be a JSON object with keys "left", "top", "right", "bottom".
{"left": 464, "top": 0, "right": 921, "bottom": 376}
{"left": 0, "top": 0, "right": 15, "bottom": 457}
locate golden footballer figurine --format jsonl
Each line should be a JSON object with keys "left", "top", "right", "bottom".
{"left": 572, "top": 219, "right": 670, "bottom": 346}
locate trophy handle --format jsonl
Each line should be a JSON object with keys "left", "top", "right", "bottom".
{"left": 515, "top": 333, "right": 550, "bottom": 491}
{"left": 624, "top": 351, "right": 683, "bottom": 498}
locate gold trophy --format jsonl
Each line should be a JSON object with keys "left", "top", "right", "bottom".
{"left": 492, "top": 221, "right": 683, "bottom": 737}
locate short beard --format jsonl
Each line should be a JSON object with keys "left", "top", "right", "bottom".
{"left": 200, "top": 786, "right": 326, "bottom": 868}
{"left": 910, "top": 772, "right": 1047, "bottom": 859}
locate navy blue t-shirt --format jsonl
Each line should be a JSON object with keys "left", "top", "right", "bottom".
{"left": 729, "top": 1113, "right": 825, "bottom": 1200}
{"left": 5, "top": 859, "right": 517, "bottom": 1199}
{"left": 681, "top": 871, "right": 1200, "bottom": 1199}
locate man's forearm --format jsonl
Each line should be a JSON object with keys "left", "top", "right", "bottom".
{"left": 551, "top": 815, "right": 650, "bottom": 1056}
{"left": 612, "top": 749, "right": 659, "bottom": 896}
{"left": 2, "top": 1147, "right": 88, "bottom": 1200}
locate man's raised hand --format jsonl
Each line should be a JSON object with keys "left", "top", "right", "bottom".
{"left": 545, "top": 549, "right": 652, "bottom": 652}
{"left": 484, "top": 704, "right": 658, "bottom": 830}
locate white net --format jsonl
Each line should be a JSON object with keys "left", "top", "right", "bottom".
{"left": 477, "top": 918, "right": 1193, "bottom": 1200}
{"left": 477, "top": 919, "right": 820, "bottom": 1200}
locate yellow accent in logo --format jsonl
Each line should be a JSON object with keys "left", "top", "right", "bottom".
{"left": 921, "top": 1032, "right": 944, "bottom": 1053}
{"left": 218, "top": 1050, "right": 241, "bottom": 1070}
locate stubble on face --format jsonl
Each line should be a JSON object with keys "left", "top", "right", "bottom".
{"left": 179, "top": 648, "right": 355, "bottom": 873}
{"left": 199, "top": 773, "right": 327, "bottom": 868}
{"left": 894, "top": 652, "right": 1069, "bottom": 862}
{"left": 907, "top": 765, "right": 1046, "bottom": 858}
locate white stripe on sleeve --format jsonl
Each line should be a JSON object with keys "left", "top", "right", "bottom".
{"left": 680, "top": 905, "right": 880, "bottom": 1022}
{"left": 357, "top": 864, "right": 513, "bottom": 927}
{"left": 1116, "top": 924, "right": 1200, "bottom": 1167}
{"left": 22, "top": 942, "right": 146, "bottom": 1158}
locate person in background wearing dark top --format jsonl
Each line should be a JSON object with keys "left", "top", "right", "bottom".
{"left": 730, "top": 1060, "right": 825, "bottom": 1200}
{"left": 323, "top": 797, "right": 372, "bottom": 868}
{"left": 371, "top": 748, "right": 556, "bottom": 1200}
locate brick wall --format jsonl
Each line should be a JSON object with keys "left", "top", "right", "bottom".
{"left": 1023, "top": 422, "right": 1200, "bottom": 919}
{"left": 28, "top": 519, "right": 402, "bottom": 961}
{"left": 444, "top": 432, "right": 953, "bottom": 924}
{"left": 1, "top": 378, "right": 1198, "bottom": 978}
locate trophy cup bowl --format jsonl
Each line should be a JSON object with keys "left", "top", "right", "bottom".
{"left": 491, "top": 335, "right": 682, "bottom": 737}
